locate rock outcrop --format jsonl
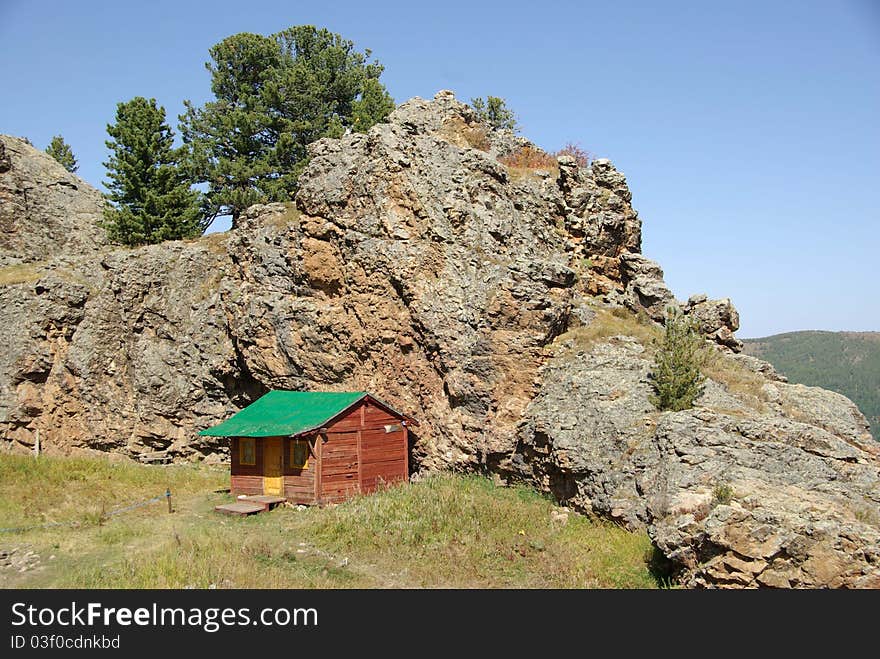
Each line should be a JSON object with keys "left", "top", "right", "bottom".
{"left": 509, "top": 335, "right": 878, "bottom": 587}
{"left": 0, "top": 136, "right": 107, "bottom": 266}
{"left": 1, "top": 92, "right": 878, "bottom": 588}
{"left": 684, "top": 294, "right": 743, "bottom": 352}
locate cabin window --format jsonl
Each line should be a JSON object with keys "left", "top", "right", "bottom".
{"left": 290, "top": 439, "right": 309, "bottom": 469}
{"left": 239, "top": 438, "right": 256, "bottom": 466}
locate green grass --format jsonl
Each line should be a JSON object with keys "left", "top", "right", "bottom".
{"left": 298, "top": 474, "right": 658, "bottom": 588}
{"left": 0, "top": 454, "right": 663, "bottom": 589}
{"left": 0, "top": 454, "right": 226, "bottom": 528}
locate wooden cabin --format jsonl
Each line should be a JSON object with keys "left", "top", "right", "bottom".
{"left": 199, "top": 391, "right": 414, "bottom": 505}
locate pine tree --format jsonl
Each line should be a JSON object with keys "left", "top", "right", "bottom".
{"left": 470, "top": 96, "right": 518, "bottom": 131}
{"left": 45, "top": 135, "right": 78, "bottom": 173}
{"left": 180, "top": 25, "right": 394, "bottom": 228}
{"left": 351, "top": 78, "right": 396, "bottom": 133}
{"left": 103, "top": 97, "right": 202, "bottom": 246}
{"left": 649, "top": 307, "right": 708, "bottom": 411}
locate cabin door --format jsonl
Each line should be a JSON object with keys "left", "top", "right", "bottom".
{"left": 263, "top": 439, "right": 283, "bottom": 496}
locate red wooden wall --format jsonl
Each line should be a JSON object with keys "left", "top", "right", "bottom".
{"left": 230, "top": 436, "right": 264, "bottom": 496}
{"left": 359, "top": 402, "right": 408, "bottom": 494}
{"left": 283, "top": 437, "right": 316, "bottom": 504}
{"left": 320, "top": 430, "right": 359, "bottom": 503}
{"left": 228, "top": 396, "right": 409, "bottom": 505}
{"left": 320, "top": 399, "right": 408, "bottom": 503}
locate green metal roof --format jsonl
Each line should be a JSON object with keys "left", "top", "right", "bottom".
{"left": 198, "top": 391, "right": 369, "bottom": 438}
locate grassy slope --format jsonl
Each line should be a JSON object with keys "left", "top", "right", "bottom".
{"left": 743, "top": 331, "right": 880, "bottom": 439}
{"left": 0, "top": 454, "right": 663, "bottom": 589}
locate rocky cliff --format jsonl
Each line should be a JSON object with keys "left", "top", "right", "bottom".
{"left": 1, "top": 93, "right": 878, "bottom": 588}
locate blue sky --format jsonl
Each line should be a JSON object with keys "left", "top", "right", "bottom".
{"left": 1, "top": 0, "right": 877, "bottom": 337}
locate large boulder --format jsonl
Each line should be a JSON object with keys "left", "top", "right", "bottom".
{"left": 650, "top": 396, "right": 880, "bottom": 588}
{"left": 1, "top": 92, "right": 635, "bottom": 467}
{"left": 684, "top": 294, "right": 743, "bottom": 352}
{"left": 618, "top": 252, "right": 676, "bottom": 323}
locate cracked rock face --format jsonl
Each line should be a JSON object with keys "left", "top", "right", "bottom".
{"left": 2, "top": 95, "right": 642, "bottom": 467}
{"left": 1, "top": 92, "right": 878, "bottom": 588}
{"left": 0, "top": 136, "right": 107, "bottom": 267}
{"left": 650, "top": 400, "right": 880, "bottom": 588}
{"left": 507, "top": 333, "right": 879, "bottom": 588}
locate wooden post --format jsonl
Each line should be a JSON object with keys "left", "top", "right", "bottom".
{"left": 403, "top": 423, "right": 409, "bottom": 482}
{"left": 33, "top": 429, "right": 40, "bottom": 458}
{"left": 356, "top": 429, "right": 363, "bottom": 494}
{"left": 166, "top": 488, "right": 172, "bottom": 513}
{"left": 315, "top": 433, "right": 323, "bottom": 506}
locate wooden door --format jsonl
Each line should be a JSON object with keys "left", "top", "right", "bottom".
{"left": 263, "top": 439, "right": 283, "bottom": 496}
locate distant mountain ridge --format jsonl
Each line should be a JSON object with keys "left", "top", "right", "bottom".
{"left": 743, "top": 331, "right": 880, "bottom": 440}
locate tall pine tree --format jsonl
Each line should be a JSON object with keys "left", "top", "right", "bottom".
{"left": 45, "top": 135, "right": 78, "bottom": 173}
{"left": 103, "top": 97, "right": 202, "bottom": 246}
{"left": 180, "top": 25, "right": 394, "bottom": 228}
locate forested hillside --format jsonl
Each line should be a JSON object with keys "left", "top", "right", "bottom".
{"left": 743, "top": 331, "right": 880, "bottom": 440}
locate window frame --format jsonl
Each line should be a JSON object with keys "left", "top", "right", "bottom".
{"left": 239, "top": 437, "right": 256, "bottom": 466}
{"left": 289, "top": 438, "right": 310, "bottom": 470}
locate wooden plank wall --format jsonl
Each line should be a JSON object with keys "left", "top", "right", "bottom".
{"left": 319, "top": 401, "right": 408, "bottom": 502}
{"left": 320, "top": 429, "right": 359, "bottom": 503}
{"left": 230, "top": 474, "right": 264, "bottom": 496}
{"left": 360, "top": 402, "right": 407, "bottom": 494}
{"left": 230, "top": 437, "right": 265, "bottom": 496}
{"left": 283, "top": 437, "right": 316, "bottom": 504}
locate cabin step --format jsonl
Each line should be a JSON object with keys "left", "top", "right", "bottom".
{"left": 239, "top": 495, "right": 287, "bottom": 510}
{"left": 214, "top": 501, "right": 267, "bottom": 516}
{"left": 214, "top": 495, "right": 287, "bottom": 516}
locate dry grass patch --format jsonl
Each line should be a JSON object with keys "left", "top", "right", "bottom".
{"left": 0, "top": 262, "right": 44, "bottom": 286}
{"left": 438, "top": 116, "right": 491, "bottom": 151}
{"left": 265, "top": 202, "right": 301, "bottom": 230}
{"left": 556, "top": 142, "right": 593, "bottom": 167}
{"left": 498, "top": 143, "right": 593, "bottom": 183}
{"left": 499, "top": 145, "right": 559, "bottom": 182}
{"left": 852, "top": 505, "right": 880, "bottom": 528}
{"left": 196, "top": 231, "right": 230, "bottom": 255}
{"left": 555, "top": 305, "right": 662, "bottom": 355}
{"left": 53, "top": 514, "right": 368, "bottom": 589}
{"left": 0, "top": 453, "right": 226, "bottom": 529}
{"left": 702, "top": 350, "right": 768, "bottom": 413}
{"left": 779, "top": 401, "right": 817, "bottom": 425}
